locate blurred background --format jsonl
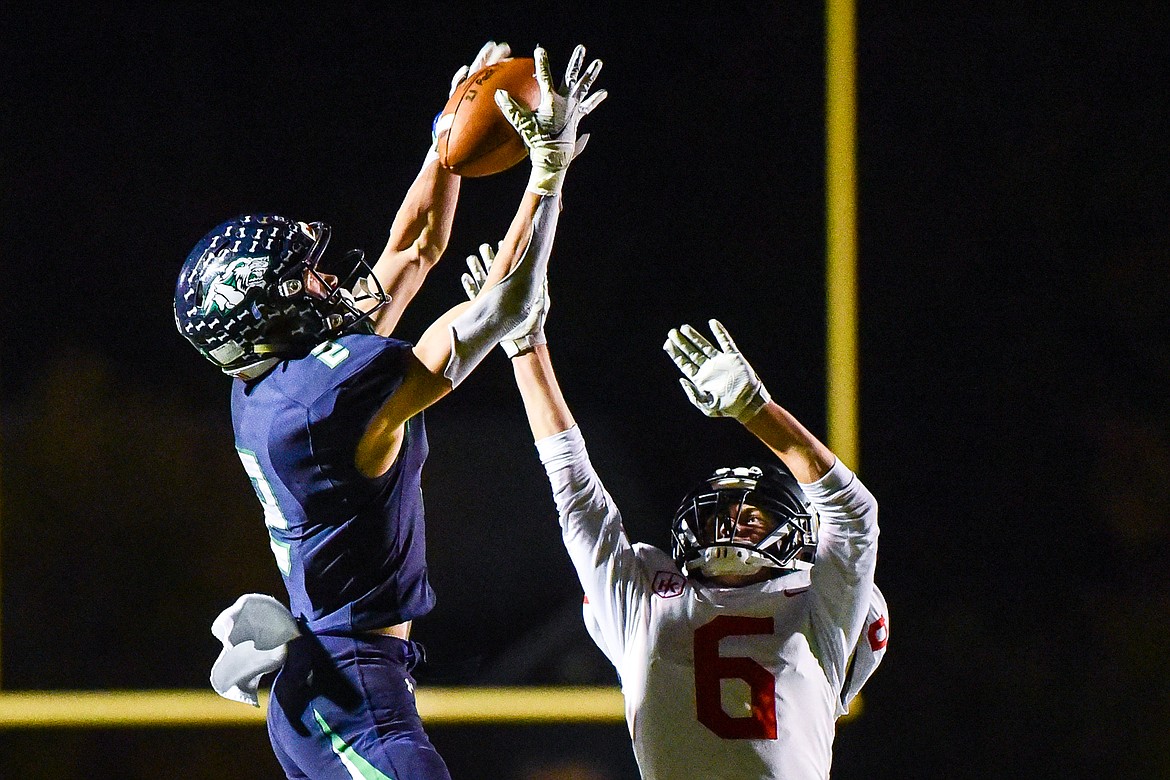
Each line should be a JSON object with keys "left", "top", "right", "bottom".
{"left": 3, "top": 2, "right": 1168, "bottom": 778}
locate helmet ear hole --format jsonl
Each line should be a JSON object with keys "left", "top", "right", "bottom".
{"left": 278, "top": 278, "right": 304, "bottom": 298}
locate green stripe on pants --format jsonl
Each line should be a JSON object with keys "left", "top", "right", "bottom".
{"left": 313, "top": 708, "right": 395, "bottom": 780}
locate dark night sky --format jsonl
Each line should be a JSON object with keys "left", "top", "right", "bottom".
{"left": 3, "top": 3, "right": 1169, "bottom": 778}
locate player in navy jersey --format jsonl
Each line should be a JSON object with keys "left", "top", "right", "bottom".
{"left": 175, "top": 44, "right": 606, "bottom": 780}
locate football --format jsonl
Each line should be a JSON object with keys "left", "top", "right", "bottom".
{"left": 436, "top": 57, "right": 541, "bottom": 177}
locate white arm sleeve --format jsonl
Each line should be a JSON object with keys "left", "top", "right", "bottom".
{"left": 535, "top": 425, "right": 648, "bottom": 671}
{"left": 443, "top": 195, "right": 559, "bottom": 387}
{"left": 801, "top": 459, "right": 881, "bottom": 703}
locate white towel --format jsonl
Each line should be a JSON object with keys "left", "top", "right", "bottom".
{"left": 210, "top": 593, "right": 301, "bottom": 706}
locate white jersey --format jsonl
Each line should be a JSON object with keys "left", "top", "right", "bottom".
{"left": 536, "top": 426, "right": 885, "bottom": 780}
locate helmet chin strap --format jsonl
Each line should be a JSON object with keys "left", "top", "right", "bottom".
{"left": 695, "top": 546, "right": 773, "bottom": 577}
{"left": 692, "top": 544, "right": 814, "bottom": 578}
{"left": 228, "top": 357, "right": 280, "bottom": 382}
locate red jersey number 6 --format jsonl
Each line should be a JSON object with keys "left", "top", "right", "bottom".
{"left": 693, "top": 615, "right": 777, "bottom": 740}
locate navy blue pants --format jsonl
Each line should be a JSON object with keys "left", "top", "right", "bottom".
{"left": 267, "top": 632, "right": 451, "bottom": 780}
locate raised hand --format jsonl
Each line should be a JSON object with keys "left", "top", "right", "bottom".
{"left": 430, "top": 41, "right": 512, "bottom": 154}
{"left": 663, "top": 319, "right": 772, "bottom": 422}
{"left": 494, "top": 45, "right": 607, "bottom": 195}
{"left": 449, "top": 40, "right": 512, "bottom": 98}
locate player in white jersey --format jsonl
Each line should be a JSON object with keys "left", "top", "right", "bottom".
{"left": 462, "top": 246, "right": 887, "bottom": 779}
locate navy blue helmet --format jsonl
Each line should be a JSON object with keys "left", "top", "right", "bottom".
{"left": 174, "top": 214, "right": 388, "bottom": 380}
{"left": 671, "top": 464, "right": 818, "bottom": 579}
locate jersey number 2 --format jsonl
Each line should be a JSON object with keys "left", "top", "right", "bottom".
{"left": 693, "top": 615, "right": 777, "bottom": 740}
{"left": 237, "top": 448, "right": 292, "bottom": 577}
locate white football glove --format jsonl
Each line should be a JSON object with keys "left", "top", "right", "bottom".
{"left": 449, "top": 40, "right": 512, "bottom": 97}
{"left": 461, "top": 242, "right": 549, "bottom": 357}
{"left": 429, "top": 41, "right": 512, "bottom": 158}
{"left": 494, "top": 45, "right": 607, "bottom": 196}
{"left": 664, "top": 319, "right": 772, "bottom": 423}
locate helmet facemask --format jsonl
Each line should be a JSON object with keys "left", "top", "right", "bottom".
{"left": 274, "top": 223, "right": 389, "bottom": 336}
{"left": 671, "top": 466, "right": 818, "bottom": 581}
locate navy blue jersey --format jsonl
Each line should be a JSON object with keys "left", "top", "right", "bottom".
{"left": 231, "top": 333, "right": 435, "bottom": 634}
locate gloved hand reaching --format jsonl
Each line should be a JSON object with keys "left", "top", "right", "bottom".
{"left": 494, "top": 45, "right": 607, "bottom": 196}
{"left": 450, "top": 40, "right": 512, "bottom": 98}
{"left": 429, "top": 41, "right": 512, "bottom": 157}
{"left": 664, "top": 319, "right": 772, "bottom": 423}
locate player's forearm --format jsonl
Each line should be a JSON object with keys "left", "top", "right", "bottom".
{"left": 363, "top": 160, "right": 461, "bottom": 336}
{"left": 512, "top": 345, "right": 576, "bottom": 440}
{"left": 742, "top": 401, "right": 836, "bottom": 484}
{"left": 479, "top": 192, "right": 547, "bottom": 288}
{"left": 377, "top": 156, "right": 461, "bottom": 271}
{"left": 438, "top": 196, "right": 559, "bottom": 388}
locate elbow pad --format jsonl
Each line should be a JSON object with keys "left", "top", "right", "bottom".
{"left": 443, "top": 196, "right": 560, "bottom": 387}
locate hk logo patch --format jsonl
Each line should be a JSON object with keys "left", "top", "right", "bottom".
{"left": 652, "top": 571, "right": 686, "bottom": 599}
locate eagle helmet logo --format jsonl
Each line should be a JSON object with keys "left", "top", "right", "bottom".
{"left": 199, "top": 252, "right": 270, "bottom": 316}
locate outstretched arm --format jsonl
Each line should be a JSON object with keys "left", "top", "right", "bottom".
{"left": 412, "top": 44, "right": 605, "bottom": 389}
{"left": 355, "top": 45, "right": 604, "bottom": 477}
{"left": 456, "top": 220, "right": 572, "bottom": 439}
{"left": 363, "top": 152, "right": 460, "bottom": 337}
{"left": 741, "top": 398, "right": 835, "bottom": 483}
{"left": 513, "top": 343, "right": 645, "bottom": 674}
{"left": 363, "top": 41, "right": 512, "bottom": 336}
{"left": 504, "top": 297, "right": 645, "bottom": 677}
{"left": 512, "top": 344, "right": 575, "bottom": 439}
{"left": 356, "top": 184, "right": 557, "bottom": 478}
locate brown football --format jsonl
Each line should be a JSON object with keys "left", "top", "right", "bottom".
{"left": 436, "top": 57, "right": 540, "bottom": 177}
